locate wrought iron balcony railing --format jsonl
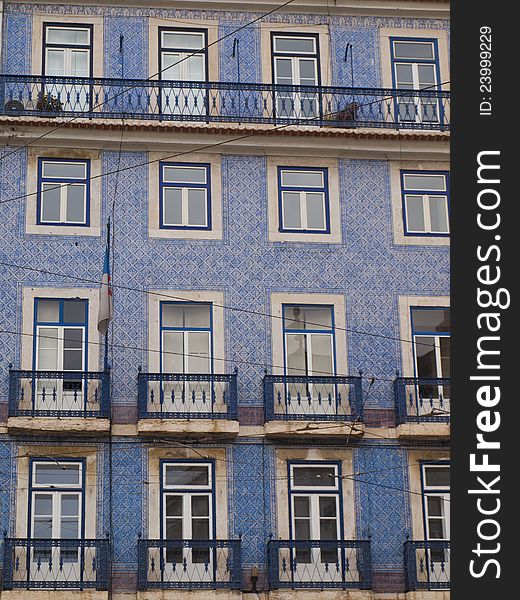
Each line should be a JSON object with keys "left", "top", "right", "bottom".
{"left": 264, "top": 375, "right": 363, "bottom": 422}
{"left": 268, "top": 539, "right": 372, "bottom": 590}
{"left": 8, "top": 369, "right": 110, "bottom": 418}
{"left": 2, "top": 538, "right": 109, "bottom": 590}
{"left": 137, "top": 539, "right": 242, "bottom": 590}
{"left": 394, "top": 377, "right": 450, "bottom": 424}
{"left": 137, "top": 372, "right": 238, "bottom": 420}
{"left": 404, "top": 540, "right": 450, "bottom": 590}
{"left": 1, "top": 74, "right": 450, "bottom": 130}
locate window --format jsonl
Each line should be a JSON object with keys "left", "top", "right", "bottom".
{"left": 33, "top": 298, "right": 88, "bottom": 410}
{"left": 159, "top": 163, "right": 211, "bottom": 229}
{"left": 390, "top": 38, "right": 441, "bottom": 123}
{"left": 159, "top": 28, "right": 208, "bottom": 116}
{"left": 411, "top": 307, "right": 450, "bottom": 411}
{"left": 289, "top": 462, "right": 342, "bottom": 577}
{"left": 29, "top": 460, "right": 83, "bottom": 580}
{"left": 43, "top": 24, "right": 92, "bottom": 112}
{"left": 421, "top": 462, "right": 450, "bottom": 578}
{"left": 271, "top": 33, "right": 320, "bottom": 119}
{"left": 161, "top": 461, "right": 214, "bottom": 582}
{"left": 37, "top": 159, "right": 90, "bottom": 226}
{"left": 402, "top": 171, "right": 449, "bottom": 235}
{"left": 278, "top": 168, "right": 329, "bottom": 233}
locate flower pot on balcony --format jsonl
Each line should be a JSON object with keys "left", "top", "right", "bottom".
{"left": 4, "top": 99, "right": 25, "bottom": 112}
{"left": 36, "top": 94, "right": 63, "bottom": 114}
{"left": 324, "top": 101, "right": 359, "bottom": 127}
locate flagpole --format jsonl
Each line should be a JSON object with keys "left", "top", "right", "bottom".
{"left": 104, "top": 219, "right": 111, "bottom": 371}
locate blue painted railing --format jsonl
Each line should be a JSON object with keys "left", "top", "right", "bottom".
{"left": 8, "top": 369, "right": 110, "bottom": 418}
{"left": 0, "top": 74, "right": 450, "bottom": 130}
{"left": 2, "top": 538, "right": 109, "bottom": 590}
{"left": 137, "top": 539, "right": 242, "bottom": 590}
{"left": 264, "top": 375, "right": 363, "bottom": 422}
{"left": 404, "top": 541, "right": 450, "bottom": 590}
{"left": 268, "top": 539, "right": 372, "bottom": 590}
{"left": 394, "top": 377, "right": 450, "bottom": 424}
{"left": 137, "top": 372, "right": 238, "bottom": 420}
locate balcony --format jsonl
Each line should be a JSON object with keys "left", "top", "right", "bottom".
{"left": 7, "top": 369, "right": 110, "bottom": 435}
{"left": 268, "top": 540, "right": 372, "bottom": 590}
{"left": 404, "top": 541, "right": 450, "bottom": 591}
{"left": 394, "top": 377, "right": 450, "bottom": 439}
{"left": 137, "top": 539, "right": 242, "bottom": 590}
{"left": 137, "top": 372, "right": 239, "bottom": 436}
{"left": 1, "top": 538, "right": 109, "bottom": 590}
{"left": 1, "top": 74, "right": 450, "bottom": 131}
{"left": 263, "top": 375, "right": 364, "bottom": 437}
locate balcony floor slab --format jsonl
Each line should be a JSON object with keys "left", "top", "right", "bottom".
{"left": 6, "top": 416, "right": 110, "bottom": 435}
{"left": 264, "top": 420, "right": 365, "bottom": 438}
{"left": 137, "top": 418, "right": 239, "bottom": 437}
{"left": 396, "top": 422, "right": 450, "bottom": 440}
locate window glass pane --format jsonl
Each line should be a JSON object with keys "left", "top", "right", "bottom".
{"left": 166, "top": 519, "right": 183, "bottom": 539}
{"left": 320, "top": 519, "right": 337, "bottom": 540}
{"left": 163, "top": 165, "right": 206, "bottom": 184}
{"left": 412, "top": 308, "right": 450, "bottom": 333}
{"left": 310, "top": 333, "right": 333, "bottom": 375}
{"left": 162, "top": 331, "right": 183, "bottom": 373}
{"left": 395, "top": 63, "right": 413, "bottom": 85}
{"left": 192, "top": 519, "right": 210, "bottom": 539}
{"left": 418, "top": 64, "right": 436, "bottom": 87}
{"left": 393, "top": 41, "right": 434, "bottom": 60}
{"left": 294, "top": 519, "right": 311, "bottom": 539}
{"left": 428, "top": 519, "right": 445, "bottom": 539}
{"left": 184, "top": 305, "right": 211, "bottom": 328}
{"left": 424, "top": 466, "right": 450, "bottom": 487}
{"left": 299, "top": 59, "right": 317, "bottom": 84}
{"left": 186, "top": 331, "right": 210, "bottom": 373}
{"left": 34, "top": 494, "right": 53, "bottom": 516}
{"left": 34, "top": 517, "right": 53, "bottom": 538}
{"left": 37, "top": 328, "right": 58, "bottom": 369}
{"left": 440, "top": 337, "right": 450, "bottom": 378}
{"left": 165, "top": 464, "right": 210, "bottom": 487}
{"left": 63, "top": 329, "right": 83, "bottom": 350}
{"left": 405, "top": 195, "right": 426, "bottom": 232}
{"left": 34, "top": 463, "right": 81, "bottom": 486}
{"left": 162, "top": 31, "right": 205, "bottom": 50}
{"left": 61, "top": 518, "right": 79, "bottom": 539}
{"left": 427, "top": 496, "right": 444, "bottom": 517}
{"left": 163, "top": 188, "right": 183, "bottom": 225}
{"left": 293, "top": 496, "right": 310, "bottom": 517}
{"left": 187, "top": 189, "right": 207, "bottom": 226}
{"left": 166, "top": 495, "right": 183, "bottom": 516}
{"left": 46, "top": 49, "right": 65, "bottom": 76}
{"left": 319, "top": 497, "right": 337, "bottom": 518}
{"left": 41, "top": 184, "right": 61, "bottom": 222}
{"left": 42, "top": 161, "right": 87, "bottom": 180}
{"left": 63, "top": 301, "right": 86, "bottom": 324}
{"left": 61, "top": 495, "right": 79, "bottom": 517}
{"left": 185, "top": 54, "right": 205, "bottom": 80}
{"left": 274, "top": 36, "right": 316, "bottom": 54}
{"left": 403, "top": 174, "right": 446, "bottom": 191}
{"left": 292, "top": 466, "right": 336, "bottom": 487}
{"left": 191, "top": 495, "right": 209, "bottom": 517}
{"left": 282, "top": 192, "right": 301, "bottom": 229}
{"left": 285, "top": 306, "right": 332, "bottom": 330}
{"left": 281, "top": 170, "right": 323, "bottom": 188}
{"left": 65, "top": 185, "right": 86, "bottom": 223}
{"left": 429, "top": 196, "right": 449, "bottom": 233}
{"left": 71, "top": 50, "right": 89, "bottom": 77}
{"left": 275, "top": 57, "right": 292, "bottom": 81}
{"left": 286, "top": 334, "right": 307, "bottom": 375}
{"left": 305, "top": 193, "right": 325, "bottom": 230}
{"left": 415, "top": 335, "right": 437, "bottom": 378}
{"left": 37, "top": 300, "right": 60, "bottom": 323}
{"left": 161, "top": 52, "right": 181, "bottom": 79}
{"left": 47, "top": 27, "right": 90, "bottom": 45}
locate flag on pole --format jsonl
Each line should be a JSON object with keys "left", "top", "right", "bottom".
{"left": 97, "top": 227, "right": 113, "bottom": 336}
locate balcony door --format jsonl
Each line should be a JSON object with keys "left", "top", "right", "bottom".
{"left": 160, "top": 302, "right": 213, "bottom": 414}
{"left": 29, "top": 461, "right": 83, "bottom": 585}
{"left": 33, "top": 299, "right": 87, "bottom": 413}
{"left": 421, "top": 463, "right": 450, "bottom": 586}
{"left": 162, "top": 462, "right": 214, "bottom": 585}
{"left": 289, "top": 463, "right": 343, "bottom": 584}
{"left": 282, "top": 305, "right": 336, "bottom": 414}
{"left": 411, "top": 307, "right": 450, "bottom": 416}
{"left": 159, "top": 29, "right": 208, "bottom": 118}
{"left": 391, "top": 38, "right": 440, "bottom": 124}
{"left": 43, "top": 24, "right": 92, "bottom": 112}
{"left": 272, "top": 34, "right": 320, "bottom": 120}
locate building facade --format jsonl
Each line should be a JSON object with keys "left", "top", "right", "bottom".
{"left": 0, "top": 1, "right": 450, "bottom": 599}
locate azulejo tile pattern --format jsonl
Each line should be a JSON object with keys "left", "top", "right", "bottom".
{"left": 104, "top": 17, "right": 148, "bottom": 79}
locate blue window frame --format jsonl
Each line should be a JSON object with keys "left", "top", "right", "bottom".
{"left": 282, "top": 305, "right": 336, "bottom": 378}
{"left": 401, "top": 171, "right": 449, "bottom": 236}
{"left": 420, "top": 461, "right": 450, "bottom": 569}
{"left": 37, "top": 158, "right": 91, "bottom": 226}
{"left": 287, "top": 461, "right": 344, "bottom": 565}
{"left": 159, "top": 162, "right": 211, "bottom": 230}
{"left": 28, "top": 458, "right": 85, "bottom": 547}
{"left": 410, "top": 307, "right": 450, "bottom": 407}
{"left": 160, "top": 460, "right": 216, "bottom": 568}
{"left": 277, "top": 167, "right": 330, "bottom": 233}
{"left": 159, "top": 302, "right": 213, "bottom": 375}
{"left": 390, "top": 37, "right": 442, "bottom": 124}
